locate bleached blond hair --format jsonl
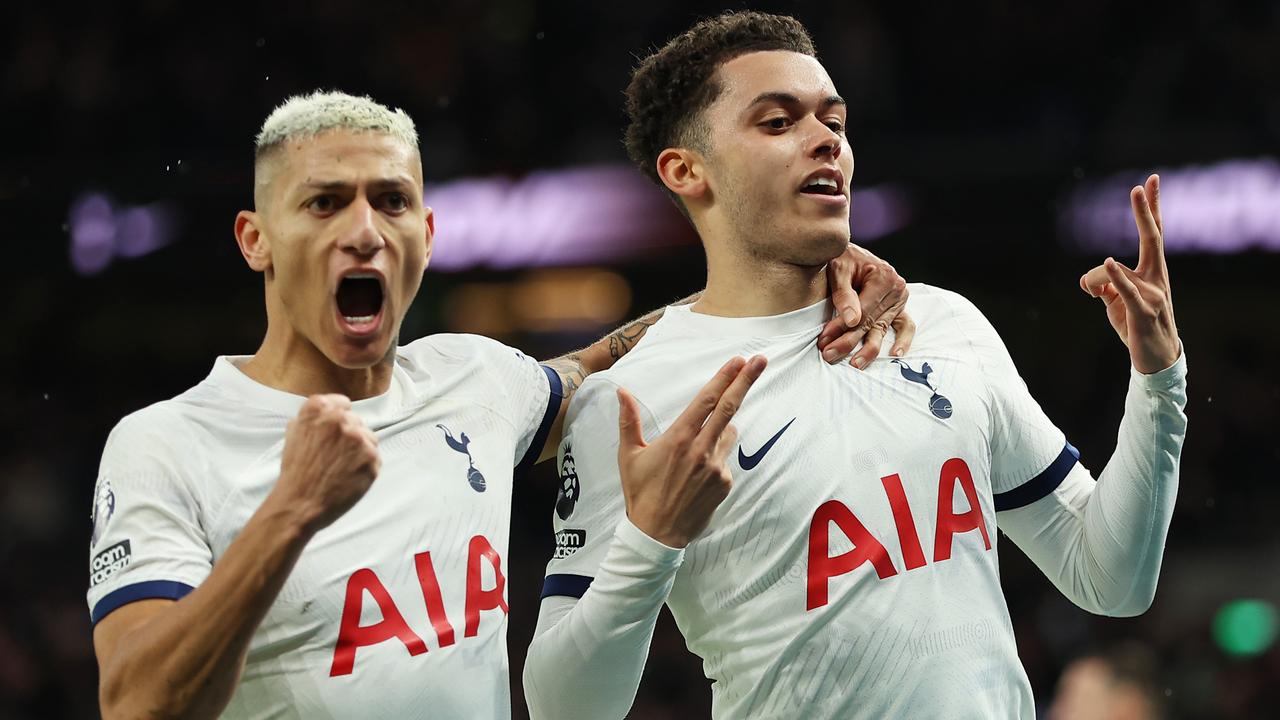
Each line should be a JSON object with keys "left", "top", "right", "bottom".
{"left": 252, "top": 90, "right": 419, "bottom": 208}
{"left": 255, "top": 90, "right": 418, "bottom": 157}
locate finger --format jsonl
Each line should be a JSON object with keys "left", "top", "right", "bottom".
{"left": 850, "top": 321, "right": 887, "bottom": 369}
{"left": 825, "top": 258, "right": 863, "bottom": 331}
{"left": 1080, "top": 264, "right": 1110, "bottom": 297}
{"left": 821, "top": 327, "right": 862, "bottom": 364}
{"left": 841, "top": 294, "right": 862, "bottom": 334}
{"left": 856, "top": 274, "right": 907, "bottom": 329}
{"left": 322, "top": 393, "right": 353, "bottom": 408}
{"left": 698, "top": 355, "right": 766, "bottom": 444}
{"left": 889, "top": 312, "right": 916, "bottom": 357}
{"left": 1093, "top": 281, "right": 1116, "bottom": 305}
{"left": 1104, "top": 258, "right": 1149, "bottom": 315}
{"left": 817, "top": 305, "right": 862, "bottom": 350}
{"left": 1130, "top": 185, "right": 1163, "bottom": 274}
{"left": 305, "top": 393, "right": 349, "bottom": 414}
{"left": 712, "top": 423, "right": 739, "bottom": 464}
{"left": 1146, "top": 174, "right": 1162, "bottom": 235}
{"left": 616, "top": 388, "right": 648, "bottom": 450}
{"left": 671, "top": 357, "right": 747, "bottom": 434}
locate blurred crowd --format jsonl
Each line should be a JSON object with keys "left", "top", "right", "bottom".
{"left": 3, "top": 1, "right": 1278, "bottom": 717}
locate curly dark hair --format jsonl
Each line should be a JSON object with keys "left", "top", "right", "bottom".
{"left": 624, "top": 11, "right": 816, "bottom": 206}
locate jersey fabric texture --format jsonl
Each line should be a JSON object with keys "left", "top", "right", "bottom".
{"left": 543, "top": 285, "right": 1081, "bottom": 718}
{"left": 87, "top": 334, "right": 559, "bottom": 719}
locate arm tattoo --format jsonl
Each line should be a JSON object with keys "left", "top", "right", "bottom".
{"left": 607, "top": 292, "right": 696, "bottom": 361}
{"left": 545, "top": 352, "right": 588, "bottom": 397}
{"left": 544, "top": 292, "right": 698, "bottom": 399}
{"left": 608, "top": 315, "right": 659, "bottom": 361}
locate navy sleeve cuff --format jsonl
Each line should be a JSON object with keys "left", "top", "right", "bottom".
{"left": 516, "top": 365, "right": 564, "bottom": 478}
{"left": 541, "top": 573, "right": 594, "bottom": 600}
{"left": 91, "top": 580, "right": 195, "bottom": 625}
{"left": 994, "top": 443, "right": 1080, "bottom": 512}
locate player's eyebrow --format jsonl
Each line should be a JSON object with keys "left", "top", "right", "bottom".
{"left": 746, "top": 91, "right": 846, "bottom": 111}
{"left": 299, "top": 175, "right": 416, "bottom": 192}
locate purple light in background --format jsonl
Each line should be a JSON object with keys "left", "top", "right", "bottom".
{"left": 426, "top": 166, "right": 689, "bottom": 271}
{"left": 851, "top": 184, "right": 911, "bottom": 242}
{"left": 68, "top": 193, "right": 176, "bottom": 275}
{"left": 1060, "top": 157, "right": 1280, "bottom": 254}
{"left": 425, "top": 165, "right": 912, "bottom": 271}
{"left": 69, "top": 194, "right": 116, "bottom": 275}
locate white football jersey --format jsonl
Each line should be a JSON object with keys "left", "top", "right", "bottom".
{"left": 87, "top": 334, "right": 560, "bottom": 719}
{"left": 544, "top": 284, "right": 1075, "bottom": 719}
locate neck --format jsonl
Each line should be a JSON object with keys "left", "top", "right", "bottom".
{"left": 692, "top": 232, "right": 829, "bottom": 318}
{"left": 240, "top": 299, "right": 394, "bottom": 401}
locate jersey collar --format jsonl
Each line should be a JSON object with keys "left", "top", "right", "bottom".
{"left": 208, "top": 355, "right": 415, "bottom": 424}
{"left": 662, "top": 298, "right": 832, "bottom": 338}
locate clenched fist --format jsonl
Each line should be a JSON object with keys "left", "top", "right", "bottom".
{"left": 274, "top": 394, "right": 381, "bottom": 532}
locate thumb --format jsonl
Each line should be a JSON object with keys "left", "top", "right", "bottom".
{"left": 841, "top": 291, "right": 864, "bottom": 330}
{"left": 616, "top": 388, "right": 646, "bottom": 451}
{"left": 826, "top": 259, "right": 862, "bottom": 329}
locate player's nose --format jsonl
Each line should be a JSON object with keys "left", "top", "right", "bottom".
{"left": 337, "top": 197, "right": 386, "bottom": 256}
{"left": 805, "top": 116, "right": 842, "bottom": 161}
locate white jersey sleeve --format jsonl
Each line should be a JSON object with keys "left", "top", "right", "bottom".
{"left": 945, "top": 291, "right": 1075, "bottom": 508}
{"left": 525, "top": 376, "right": 685, "bottom": 720}
{"left": 540, "top": 376, "right": 662, "bottom": 594}
{"left": 946, "top": 290, "right": 1189, "bottom": 616}
{"left": 403, "top": 334, "right": 561, "bottom": 475}
{"left": 997, "top": 352, "right": 1188, "bottom": 616}
{"left": 86, "top": 407, "right": 213, "bottom": 624}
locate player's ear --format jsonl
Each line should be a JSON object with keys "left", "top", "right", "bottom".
{"left": 235, "top": 210, "right": 272, "bottom": 273}
{"left": 422, "top": 206, "right": 435, "bottom": 267}
{"left": 656, "top": 147, "right": 708, "bottom": 203}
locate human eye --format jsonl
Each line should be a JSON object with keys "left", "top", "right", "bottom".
{"left": 381, "top": 192, "right": 410, "bottom": 213}
{"left": 825, "top": 118, "right": 846, "bottom": 134}
{"left": 761, "top": 115, "right": 793, "bottom": 131}
{"left": 305, "top": 195, "right": 336, "bottom": 214}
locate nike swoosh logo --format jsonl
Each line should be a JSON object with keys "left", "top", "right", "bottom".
{"left": 738, "top": 418, "right": 796, "bottom": 471}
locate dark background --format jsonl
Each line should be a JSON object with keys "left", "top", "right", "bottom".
{"left": 3, "top": 1, "right": 1278, "bottom": 718}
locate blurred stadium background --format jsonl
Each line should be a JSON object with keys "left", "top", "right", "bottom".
{"left": 3, "top": 1, "right": 1279, "bottom": 717}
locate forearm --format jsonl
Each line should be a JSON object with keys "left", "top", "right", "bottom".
{"left": 524, "top": 518, "right": 684, "bottom": 720}
{"left": 1001, "top": 352, "right": 1188, "bottom": 616}
{"left": 99, "top": 495, "right": 314, "bottom": 719}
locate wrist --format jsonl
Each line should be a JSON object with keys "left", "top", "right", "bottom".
{"left": 616, "top": 516, "right": 687, "bottom": 561}
{"left": 256, "top": 489, "right": 324, "bottom": 542}
{"left": 627, "top": 513, "right": 690, "bottom": 548}
{"left": 1134, "top": 340, "right": 1183, "bottom": 376}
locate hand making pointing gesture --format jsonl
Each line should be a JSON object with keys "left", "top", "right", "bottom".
{"left": 1079, "top": 174, "right": 1182, "bottom": 374}
{"left": 616, "top": 356, "right": 767, "bottom": 548}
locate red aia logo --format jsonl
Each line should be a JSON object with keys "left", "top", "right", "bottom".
{"left": 330, "top": 535, "right": 507, "bottom": 676}
{"left": 807, "top": 458, "right": 991, "bottom": 610}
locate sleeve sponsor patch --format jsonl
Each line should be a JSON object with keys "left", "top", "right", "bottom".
{"left": 90, "top": 539, "right": 132, "bottom": 587}
{"left": 554, "top": 529, "right": 587, "bottom": 559}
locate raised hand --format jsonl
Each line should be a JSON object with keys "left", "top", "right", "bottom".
{"left": 616, "top": 356, "right": 767, "bottom": 548}
{"left": 818, "top": 243, "right": 916, "bottom": 369}
{"left": 274, "top": 394, "right": 382, "bottom": 532}
{"left": 1079, "top": 174, "right": 1181, "bottom": 374}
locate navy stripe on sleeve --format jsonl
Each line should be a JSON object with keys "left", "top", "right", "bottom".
{"left": 516, "top": 365, "right": 564, "bottom": 479}
{"left": 993, "top": 442, "right": 1080, "bottom": 512}
{"left": 91, "top": 580, "right": 195, "bottom": 625}
{"left": 541, "top": 573, "right": 594, "bottom": 600}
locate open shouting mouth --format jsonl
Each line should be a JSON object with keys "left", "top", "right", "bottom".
{"left": 334, "top": 271, "right": 386, "bottom": 337}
